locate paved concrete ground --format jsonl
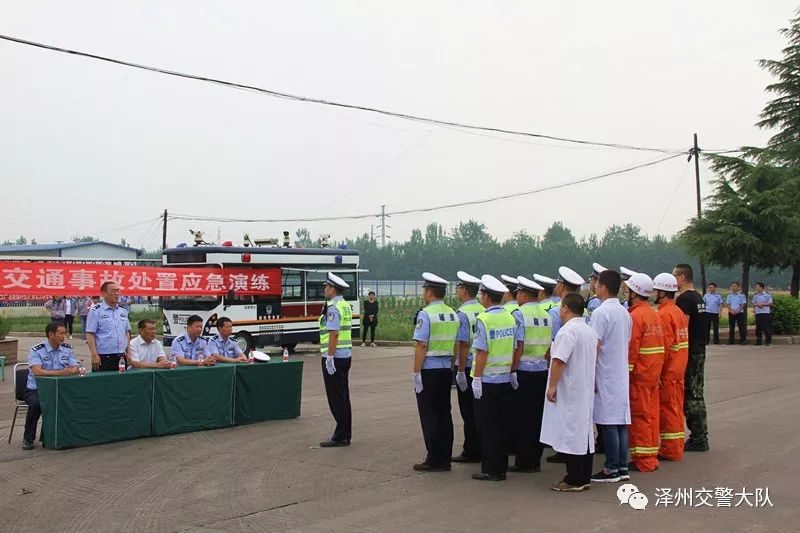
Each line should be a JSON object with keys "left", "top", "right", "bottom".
{"left": 0, "top": 339, "right": 798, "bottom": 532}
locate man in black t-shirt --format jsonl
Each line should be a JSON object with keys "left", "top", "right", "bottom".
{"left": 673, "top": 263, "right": 709, "bottom": 451}
{"left": 361, "top": 291, "right": 379, "bottom": 347}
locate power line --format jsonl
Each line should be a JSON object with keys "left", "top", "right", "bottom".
{"left": 168, "top": 152, "right": 684, "bottom": 224}
{"left": 1, "top": 33, "right": 686, "bottom": 154}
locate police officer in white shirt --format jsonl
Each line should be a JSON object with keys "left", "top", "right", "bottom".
{"left": 129, "top": 319, "right": 169, "bottom": 369}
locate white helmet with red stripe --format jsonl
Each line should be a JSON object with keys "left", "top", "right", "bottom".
{"left": 625, "top": 273, "right": 654, "bottom": 297}
{"left": 652, "top": 273, "right": 678, "bottom": 292}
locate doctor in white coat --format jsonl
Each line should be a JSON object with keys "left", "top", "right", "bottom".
{"left": 540, "top": 292, "right": 598, "bottom": 492}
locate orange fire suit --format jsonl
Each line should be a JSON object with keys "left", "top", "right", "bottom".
{"left": 657, "top": 299, "right": 689, "bottom": 461}
{"left": 628, "top": 299, "right": 665, "bottom": 472}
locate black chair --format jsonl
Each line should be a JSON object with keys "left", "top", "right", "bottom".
{"left": 7, "top": 363, "right": 29, "bottom": 443}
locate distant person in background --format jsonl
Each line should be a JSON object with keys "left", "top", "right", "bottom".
{"left": 361, "top": 291, "right": 379, "bottom": 347}
{"left": 78, "top": 296, "right": 97, "bottom": 337}
{"left": 752, "top": 282, "right": 773, "bottom": 346}
{"left": 118, "top": 294, "right": 132, "bottom": 312}
{"left": 726, "top": 281, "right": 747, "bottom": 345}
{"left": 63, "top": 296, "right": 76, "bottom": 339}
{"left": 44, "top": 296, "right": 66, "bottom": 324}
{"left": 703, "top": 283, "right": 723, "bottom": 345}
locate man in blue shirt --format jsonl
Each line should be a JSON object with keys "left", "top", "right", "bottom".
{"left": 752, "top": 282, "right": 773, "bottom": 346}
{"left": 22, "top": 321, "right": 79, "bottom": 450}
{"left": 726, "top": 282, "right": 748, "bottom": 345}
{"left": 703, "top": 282, "right": 723, "bottom": 345}
{"left": 86, "top": 281, "right": 131, "bottom": 371}
{"left": 171, "top": 315, "right": 212, "bottom": 366}
{"left": 204, "top": 317, "right": 248, "bottom": 363}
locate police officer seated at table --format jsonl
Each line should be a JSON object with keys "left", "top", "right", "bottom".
{"left": 171, "top": 315, "right": 213, "bottom": 366}
{"left": 204, "top": 317, "right": 248, "bottom": 363}
{"left": 22, "top": 321, "right": 79, "bottom": 450}
{"left": 129, "top": 319, "right": 169, "bottom": 369}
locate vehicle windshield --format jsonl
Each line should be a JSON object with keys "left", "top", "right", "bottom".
{"left": 161, "top": 295, "right": 220, "bottom": 311}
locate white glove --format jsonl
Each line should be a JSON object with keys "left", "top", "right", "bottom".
{"left": 456, "top": 371, "right": 468, "bottom": 392}
{"left": 510, "top": 371, "right": 519, "bottom": 390}
{"left": 325, "top": 355, "right": 336, "bottom": 375}
{"left": 472, "top": 377, "right": 483, "bottom": 399}
{"left": 413, "top": 372, "right": 423, "bottom": 394}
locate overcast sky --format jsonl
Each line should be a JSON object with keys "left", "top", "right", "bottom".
{"left": 1, "top": 1, "right": 796, "bottom": 249}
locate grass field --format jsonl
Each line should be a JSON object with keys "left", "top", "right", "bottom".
{"left": 2, "top": 309, "right": 162, "bottom": 336}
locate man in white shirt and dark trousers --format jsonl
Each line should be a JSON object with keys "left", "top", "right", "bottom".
{"left": 540, "top": 293, "right": 598, "bottom": 492}
{"left": 589, "top": 270, "right": 633, "bottom": 483}
{"left": 129, "top": 319, "right": 169, "bottom": 369}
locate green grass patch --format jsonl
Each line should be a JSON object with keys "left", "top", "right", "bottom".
{"left": 4, "top": 309, "right": 163, "bottom": 335}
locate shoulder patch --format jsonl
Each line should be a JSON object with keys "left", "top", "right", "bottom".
{"left": 91, "top": 303, "right": 101, "bottom": 310}
{"left": 60, "top": 342, "right": 72, "bottom": 349}
{"left": 211, "top": 334, "right": 220, "bottom": 340}
{"left": 33, "top": 342, "right": 45, "bottom": 351}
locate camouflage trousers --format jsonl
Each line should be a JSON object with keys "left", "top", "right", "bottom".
{"left": 684, "top": 350, "right": 708, "bottom": 445}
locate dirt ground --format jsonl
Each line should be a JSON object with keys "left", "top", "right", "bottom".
{"left": 0, "top": 339, "right": 798, "bottom": 532}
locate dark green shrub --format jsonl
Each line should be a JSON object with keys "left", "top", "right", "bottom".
{"left": 772, "top": 295, "right": 800, "bottom": 335}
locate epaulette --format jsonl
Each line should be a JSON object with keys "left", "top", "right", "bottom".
{"left": 210, "top": 334, "right": 220, "bottom": 340}
{"left": 92, "top": 303, "right": 101, "bottom": 310}
{"left": 61, "top": 342, "right": 73, "bottom": 349}
{"left": 32, "top": 342, "right": 45, "bottom": 351}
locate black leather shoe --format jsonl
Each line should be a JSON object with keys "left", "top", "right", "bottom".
{"left": 319, "top": 439, "right": 350, "bottom": 447}
{"left": 546, "top": 452, "right": 568, "bottom": 463}
{"left": 413, "top": 462, "right": 451, "bottom": 472}
{"left": 508, "top": 465, "right": 540, "bottom": 473}
{"left": 451, "top": 454, "right": 480, "bottom": 463}
{"left": 22, "top": 440, "right": 34, "bottom": 451}
{"left": 684, "top": 441, "right": 709, "bottom": 452}
{"left": 472, "top": 472, "right": 506, "bottom": 481}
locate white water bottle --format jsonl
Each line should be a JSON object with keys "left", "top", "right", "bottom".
{"left": 248, "top": 352, "right": 255, "bottom": 364}
{"left": 283, "top": 347, "right": 289, "bottom": 362}
{"left": 78, "top": 359, "right": 86, "bottom": 377}
{"left": 169, "top": 354, "right": 177, "bottom": 369}
{"left": 197, "top": 353, "right": 205, "bottom": 367}
{"left": 118, "top": 356, "right": 126, "bottom": 373}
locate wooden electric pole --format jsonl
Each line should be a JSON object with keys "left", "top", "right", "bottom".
{"left": 689, "top": 134, "right": 707, "bottom": 291}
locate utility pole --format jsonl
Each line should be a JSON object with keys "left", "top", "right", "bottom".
{"left": 162, "top": 209, "right": 168, "bottom": 251}
{"left": 689, "top": 133, "right": 707, "bottom": 291}
{"left": 370, "top": 224, "right": 374, "bottom": 243}
{"left": 379, "top": 205, "right": 390, "bottom": 247}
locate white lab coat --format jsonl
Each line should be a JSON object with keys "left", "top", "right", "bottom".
{"left": 540, "top": 317, "right": 598, "bottom": 455}
{"left": 591, "top": 299, "right": 632, "bottom": 425}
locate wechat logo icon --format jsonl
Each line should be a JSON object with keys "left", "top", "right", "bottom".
{"left": 617, "top": 484, "right": 649, "bottom": 510}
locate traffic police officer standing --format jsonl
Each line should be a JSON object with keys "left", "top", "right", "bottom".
{"left": 453, "top": 271, "right": 484, "bottom": 463}
{"left": 534, "top": 274, "right": 559, "bottom": 312}
{"left": 86, "top": 281, "right": 131, "bottom": 371}
{"left": 471, "top": 275, "right": 516, "bottom": 481}
{"left": 412, "top": 272, "right": 458, "bottom": 471}
{"left": 586, "top": 263, "right": 606, "bottom": 316}
{"left": 22, "top": 321, "right": 79, "bottom": 450}
{"left": 500, "top": 275, "right": 520, "bottom": 313}
{"left": 510, "top": 276, "right": 552, "bottom": 472}
{"left": 319, "top": 272, "right": 354, "bottom": 447}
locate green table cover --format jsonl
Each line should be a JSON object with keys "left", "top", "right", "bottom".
{"left": 234, "top": 360, "right": 303, "bottom": 424}
{"left": 35, "top": 359, "right": 304, "bottom": 449}
{"left": 37, "top": 370, "right": 154, "bottom": 449}
{"left": 152, "top": 365, "right": 235, "bottom": 436}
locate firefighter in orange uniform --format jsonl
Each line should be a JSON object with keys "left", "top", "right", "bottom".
{"left": 625, "top": 273, "right": 665, "bottom": 472}
{"left": 652, "top": 273, "right": 689, "bottom": 461}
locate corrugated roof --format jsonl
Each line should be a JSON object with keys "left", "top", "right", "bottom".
{"left": 0, "top": 241, "right": 143, "bottom": 256}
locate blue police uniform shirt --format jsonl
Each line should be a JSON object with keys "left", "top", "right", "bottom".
{"left": 471, "top": 305, "right": 512, "bottom": 384}
{"left": 324, "top": 295, "right": 352, "bottom": 359}
{"left": 170, "top": 333, "right": 208, "bottom": 360}
{"left": 413, "top": 299, "right": 453, "bottom": 370}
{"left": 586, "top": 296, "right": 601, "bottom": 314}
{"left": 726, "top": 292, "right": 747, "bottom": 313}
{"left": 26, "top": 341, "right": 78, "bottom": 390}
{"left": 455, "top": 300, "right": 479, "bottom": 368}
{"left": 549, "top": 305, "right": 561, "bottom": 341}
{"left": 86, "top": 300, "right": 131, "bottom": 355}
{"left": 703, "top": 292, "right": 723, "bottom": 314}
{"left": 752, "top": 292, "right": 773, "bottom": 314}
{"left": 204, "top": 334, "right": 244, "bottom": 359}
{"left": 518, "top": 302, "right": 549, "bottom": 373}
